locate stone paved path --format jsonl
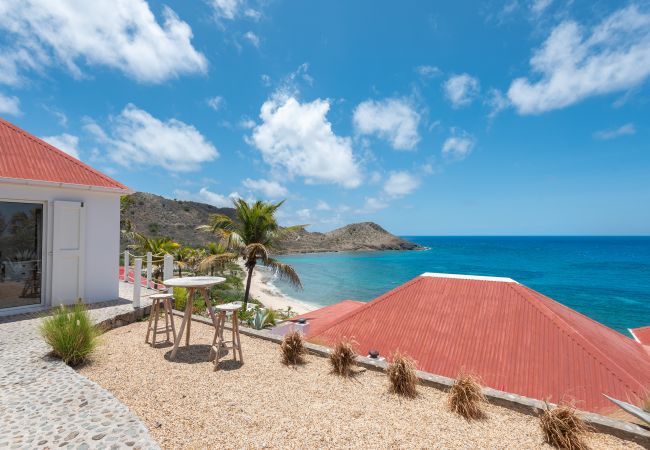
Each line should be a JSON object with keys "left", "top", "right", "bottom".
{"left": 0, "top": 283, "right": 160, "bottom": 449}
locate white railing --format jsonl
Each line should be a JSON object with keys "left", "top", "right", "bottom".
{"left": 122, "top": 250, "right": 174, "bottom": 308}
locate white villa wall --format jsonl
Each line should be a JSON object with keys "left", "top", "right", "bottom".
{"left": 0, "top": 182, "right": 121, "bottom": 307}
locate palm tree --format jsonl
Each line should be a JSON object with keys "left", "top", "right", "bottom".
{"left": 199, "top": 242, "right": 237, "bottom": 276}
{"left": 172, "top": 246, "right": 192, "bottom": 277}
{"left": 128, "top": 233, "right": 180, "bottom": 280}
{"left": 198, "top": 199, "right": 303, "bottom": 311}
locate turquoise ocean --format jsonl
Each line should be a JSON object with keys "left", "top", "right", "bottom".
{"left": 273, "top": 236, "right": 650, "bottom": 335}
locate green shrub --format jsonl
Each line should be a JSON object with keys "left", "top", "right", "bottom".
{"left": 40, "top": 303, "right": 99, "bottom": 366}
{"left": 238, "top": 308, "right": 255, "bottom": 323}
{"left": 173, "top": 287, "right": 206, "bottom": 314}
{"left": 173, "top": 287, "right": 188, "bottom": 310}
{"left": 265, "top": 308, "right": 277, "bottom": 326}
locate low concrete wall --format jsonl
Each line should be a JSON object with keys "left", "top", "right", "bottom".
{"left": 174, "top": 311, "right": 650, "bottom": 447}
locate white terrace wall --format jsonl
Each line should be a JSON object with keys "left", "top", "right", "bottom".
{"left": 0, "top": 181, "right": 121, "bottom": 306}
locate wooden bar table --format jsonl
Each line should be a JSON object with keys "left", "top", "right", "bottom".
{"left": 164, "top": 276, "right": 226, "bottom": 360}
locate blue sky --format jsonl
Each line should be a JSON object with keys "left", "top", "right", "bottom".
{"left": 1, "top": 0, "right": 649, "bottom": 235}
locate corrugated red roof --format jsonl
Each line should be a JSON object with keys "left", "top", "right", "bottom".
{"left": 269, "top": 300, "right": 364, "bottom": 338}
{"left": 295, "top": 273, "right": 650, "bottom": 414}
{"left": 630, "top": 326, "right": 650, "bottom": 346}
{"left": 0, "top": 117, "right": 129, "bottom": 191}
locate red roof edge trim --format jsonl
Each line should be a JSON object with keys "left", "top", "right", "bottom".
{"left": 0, "top": 117, "right": 130, "bottom": 192}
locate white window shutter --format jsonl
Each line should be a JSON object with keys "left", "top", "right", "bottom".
{"left": 51, "top": 201, "right": 85, "bottom": 306}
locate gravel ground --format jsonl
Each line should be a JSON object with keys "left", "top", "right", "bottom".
{"left": 78, "top": 320, "right": 642, "bottom": 450}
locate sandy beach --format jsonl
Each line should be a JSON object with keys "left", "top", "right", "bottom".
{"left": 238, "top": 260, "right": 316, "bottom": 315}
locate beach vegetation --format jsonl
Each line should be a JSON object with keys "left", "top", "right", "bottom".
{"left": 250, "top": 308, "right": 270, "bottom": 330}
{"left": 264, "top": 308, "right": 277, "bottom": 326}
{"left": 198, "top": 199, "right": 304, "bottom": 312}
{"left": 281, "top": 330, "right": 307, "bottom": 365}
{"left": 198, "top": 242, "right": 237, "bottom": 276}
{"left": 539, "top": 403, "right": 589, "bottom": 450}
{"left": 329, "top": 339, "right": 357, "bottom": 377}
{"left": 387, "top": 352, "right": 418, "bottom": 398}
{"left": 448, "top": 374, "right": 487, "bottom": 420}
{"left": 40, "top": 302, "right": 100, "bottom": 366}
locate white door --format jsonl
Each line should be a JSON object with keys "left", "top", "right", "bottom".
{"left": 51, "top": 201, "right": 85, "bottom": 306}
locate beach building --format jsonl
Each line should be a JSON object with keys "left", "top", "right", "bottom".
{"left": 0, "top": 118, "right": 131, "bottom": 313}
{"left": 286, "top": 272, "right": 650, "bottom": 414}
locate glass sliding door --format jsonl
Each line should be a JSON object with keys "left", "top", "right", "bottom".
{"left": 0, "top": 201, "right": 43, "bottom": 309}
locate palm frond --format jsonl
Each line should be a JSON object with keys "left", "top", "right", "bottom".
{"left": 266, "top": 258, "right": 302, "bottom": 289}
{"left": 245, "top": 243, "right": 269, "bottom": 263}
{"left": 197, "top": 252, "right": 237, "bottom": 272}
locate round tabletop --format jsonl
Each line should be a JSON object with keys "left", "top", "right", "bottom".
{"left": 163, "top": 276, "right": 226, "bottom": 288}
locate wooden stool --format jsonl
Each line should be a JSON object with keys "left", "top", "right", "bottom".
{"left": 146, "top": 293, "right": 177, "bottom": 346}
{"left": 209, "top": 303, "right": 243, "bottom": 370}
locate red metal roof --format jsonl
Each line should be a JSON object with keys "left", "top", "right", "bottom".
{"left": 295, "top": 273, "right": 650, "bottom": 414}
{"left": 630, "top": 326, "right": 650, "bottom": 346}
{"left": 0, "top": 117, "right": 129, "bottom": 192}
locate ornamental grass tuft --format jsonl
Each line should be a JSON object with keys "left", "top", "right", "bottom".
{"left": 448, "top": 374, "right": 487, "bottom": 420}
{"left": 40, "top": 302, "right": 100, "bottom": 366}
{"left": 539, "top": 403, "right": 590, "bottom": 450}
{"left": 386, "top": 352, "right": 418, "bottom": 398}
{"left": 281, "top": 330, "right": 306, "bottom": 365}
{"left": 329, "top": 339, "right": 357, "bottom": 377}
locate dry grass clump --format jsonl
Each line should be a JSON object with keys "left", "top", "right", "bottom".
{"left": 447, "top": 374, "right": 487, "bottom": 420}
{"left": 329, "top": 340, "right": 357, "bottom": 377}
{"left": 539, "top": 403, "right": 590, "bottom": 450}
{"left": 40, "top": 303, "right": 100, "bottom": 366}
{"left": 387, "top": 352, "right": 418, "bottom": 398}
{"left": 281, "top": 330, "right": 307, "bottom": 365}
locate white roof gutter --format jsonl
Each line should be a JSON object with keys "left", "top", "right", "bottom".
{"left": 0, "top": 176, "right": 134, "bottom": 195}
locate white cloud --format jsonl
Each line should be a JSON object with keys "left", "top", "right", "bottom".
{"left": 42, "top": 133, "right": 80, "bottom": 159}
{"left": 0, "top": 0, "right": 206, "bottom": 85}
{"left": 87, "top": 104, "right": 218, "bottom": 172}
{"left": 296, "top": 208, "right": 311, "bottom": 221}
{"left": 353, "top": 98, "right": 421, "bottom": 150}
{"left": 243, "top": 31, "right": 260, "bottom": 47}
{"left": 239, "top": 118, "right": 256, "bottom": 129}
{"left": 531, "top": 0, "right": 553, "bottom": 15}
{"left": 594, "top": 123, "right": 636, "bottom": 140}
{"left": 206, "top": 96, "right": 224, "bottom": 111}
{"left": 359, "top": 197, "right": 388, "bottom": 213}
{"left": 442, "top": 129, "right": 475, "bottom": 160}
{"left": 485, "top": 88, "right": 510, "bottom": 119}
{"left": 444, "top": 73, "right": 480, "bottom": 108}
{"left": 210, "top": 0, "right": 260, "bottom": 21}
{"left": 416, "top": 65, "right": 442, "bottom": 79}
{"left": 0, "top": 93, "right": 20, "bottom": 115}
{"left": 383, "top": 171, "right": 420, "bottom": 197}
{"left": 210, "top": 0, "right": 242, "bottom": 19}
{"left": 250, "top": 94, "right": 361, "bottom": 188}
{"left": 315, "top": 200, "right": 331, "bottom": 211}
{"left": 244, "top": 8, "right": 262, "bottom": 20}
{"left": 173, "top": 188, "right": 240, "bottom": 208}
{"left": 508, "top": 5, "right": 650, "bottom": 114}
{"left": 242, "top": 178, "right": 288, "bottom": 198}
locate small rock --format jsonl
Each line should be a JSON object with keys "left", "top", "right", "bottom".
{"left": 63, "top": 432, "right": 78, "bottom": 441}
{"left": 92, "top": 433, "right": 106, "bottom": 441}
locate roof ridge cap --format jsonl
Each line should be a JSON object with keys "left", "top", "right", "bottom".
{"left": 0, "top": 117, "right": 128, "bottom": 190}
{"left": 308, "top": 276, "right": 425, "bottom": 340}
{"left": 508, "top": 283, "right": 648, "bottom": 396}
